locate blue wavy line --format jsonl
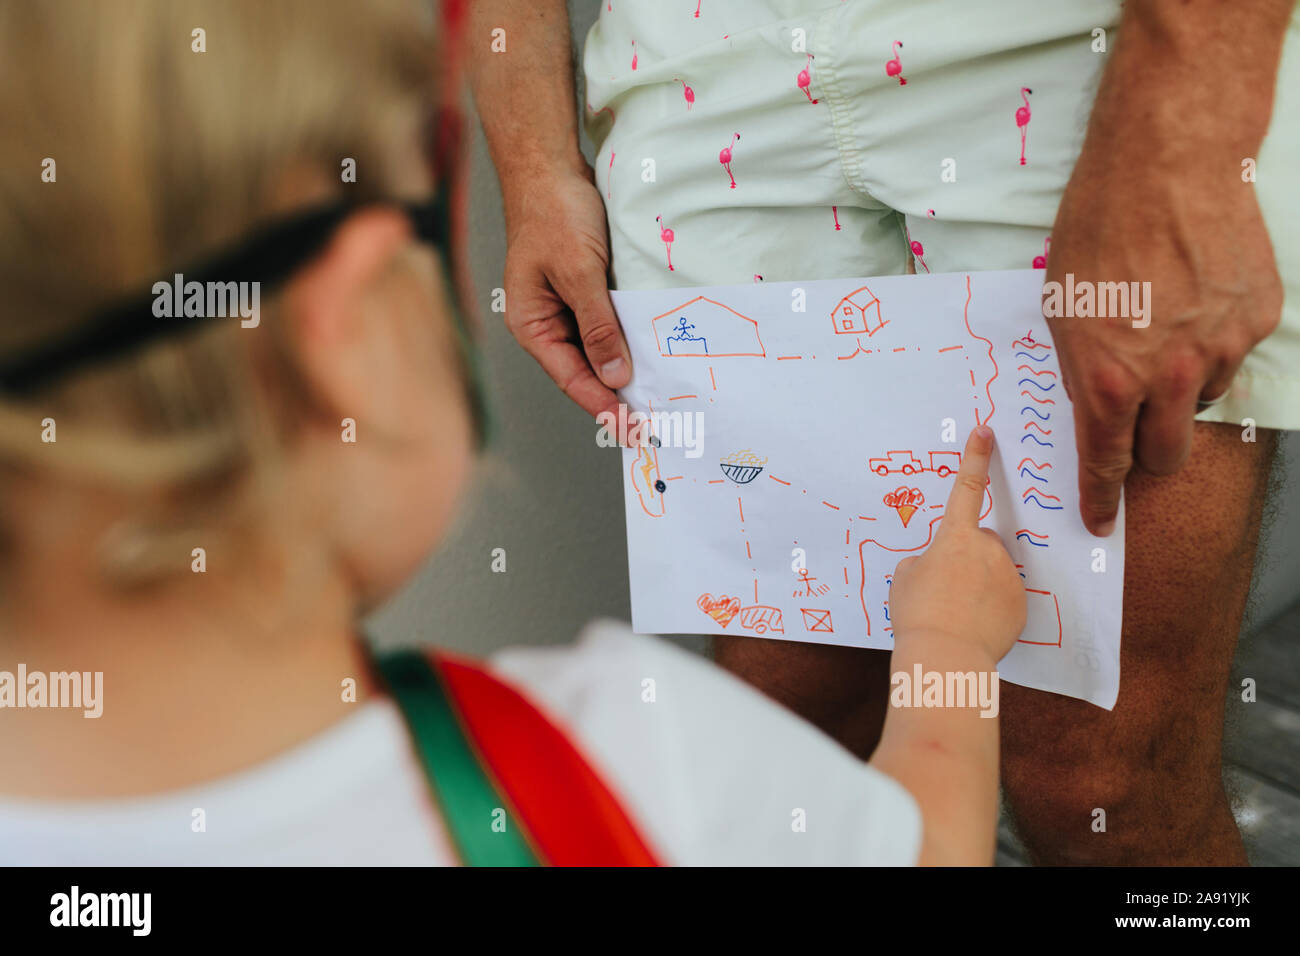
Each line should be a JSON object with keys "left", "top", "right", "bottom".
{"left": 1020, "top": 434, "right": 1055, "bottom": 448}
{"left": 1016, "top": 533, "right": 1050, "bottom": 548}
{"left": 1024, "top": 494, "right": 1064, "bottom": 511}
{"left": 1019, "top": 406, "right": 1052, "bottom": 420}
{"left": 1015, "top": 351, "right": 1049, "bottom": 362}
{"left": 1019, "top": 468, "right": 1048, "bottom": 482}
{"left": 1018, "top": 378, "right": 1056, "bottom": 392}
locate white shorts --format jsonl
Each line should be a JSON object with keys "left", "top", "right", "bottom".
{"left": 583, "top": 0, "right": 1300, "bottom": 430}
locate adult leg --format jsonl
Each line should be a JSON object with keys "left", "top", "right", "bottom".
{"left": 1000, "top": 423, "right": 1276, "bottom": 865}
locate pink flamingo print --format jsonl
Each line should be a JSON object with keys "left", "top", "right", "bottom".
{"left": 797, "top": 54, "right": 818, "bottom": 104}
{"left": 694, "top": 0, "right": 702, "bottom": 18}
{"left": 1032, "top": 236, "right": 1051, "bottom": 269}
{"left": 1016, "top": 87, "right": 1033, "bottom": 166}
{"left": 904, "top": 226, "right": 930, "bottom": 273}
{"left": 753, "top": 274, "right": 763, "bottom": 283}
{"left": 656, "top": 215, "right": 675, "bottom": 271}
{"left": 607, "top": 151, "right": 615, "bottom": 199}
{"left": 832, "top": 206, "right": 842, "bottom": 231}
{"left": 926, "top": 208, "right": 935, "bottom": 219}
{"left": 631, "top": 40, "right": 638, "bottom": 71}
{"left": 674, "top": 77, "right": 695, "bottom": 110}
{"left": 885, "top": 41, "right": 907, "bottom": 85}
{"left": 719, "top": 133, "right": 740, "bottom": 188}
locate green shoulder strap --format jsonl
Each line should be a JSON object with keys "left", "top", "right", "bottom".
{"left": 370, "top": 647, "right": 540, "bottom": 867}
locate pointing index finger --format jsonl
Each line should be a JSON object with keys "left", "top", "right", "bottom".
{"left": 941, "top": 425, "right": 994, "bottom": 530}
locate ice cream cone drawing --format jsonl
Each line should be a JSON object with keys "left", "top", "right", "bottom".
{"left": 884, "top": 486, "right": 926, "bottom": 527}
{"left": 720, "top": 449, "right": 767, "bottom": 484}
{"left": 697, "top": 593, "right": 741, "bottom": 628}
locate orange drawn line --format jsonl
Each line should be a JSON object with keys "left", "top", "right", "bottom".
{"left": 745, "top": 541, "right": 752, "bottom": 559}
{"left": 969, "top": 369, "right": 976, "bottom": 386}
{"left": 776, "top": 355, "right": 802, "bottom": 361}
{"left": 1020, "top": 390, "right": 1057, "bottom": 405}
{"left": 1018, "top": 589, "right": 1063, "bottom": 646}
{"left": 1021, "top": 486, "right": 1061, "bottom": 502}
{"left": 708, "top": 478, "right": 725, "bottom": 484}
{"left": 822, "top": 500, "right": 841, "bottom": 511}
{"left": 753, "top": 579, "right": 758, "bottom": 603}
{"left": 857, "top": 515, "right": 876, "bottom": 521}
{"left": 1014, "top": 338, "right": 1051, "bottom": 350}
{"left": 1017, "top": 458, "right": 1053, "bottom": 471}
{"left": 667, "top": 393, "right": 698, "bottom": 401}
{"left": 738, "top": 497, "right": 745, "bottom": 522}
{"left": 769, "top": 475, "right": 792, "bottom": 486}
{"left": 709, "top": 367, "right": 717, "bottom": 390}
{"left": 1023, "top": 421, "right": 1052, "bottom": 436}
{"left": 845, "top": 529, "right": 851, "bottom": 545}
{"left": 1017, "top": 365, "right": 1057, "bottom": 378}
{"left": 892, "top": 347, "right": 906, "bottom": 353}
{"left": 666, "top": 475, "right": 684, "bottom": 481}
{"left": 938, "top": 345, "right": 963, "bottom": 353}
{"left": 963, "top": 274, "right": 998, "bottom": 426}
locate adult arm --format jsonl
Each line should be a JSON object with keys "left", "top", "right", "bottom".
{"left": 467, "top": 0, "right": 632, "bottom": 420}
{"left": 1047, "top": 0, "right": 1295, "bottom": 535}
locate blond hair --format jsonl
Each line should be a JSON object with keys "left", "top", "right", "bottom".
{"left": 0, "top": 0, "right": 442, "bottom": 582}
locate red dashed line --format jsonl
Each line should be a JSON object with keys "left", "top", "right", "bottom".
{"left": 709, "top": 367, "right": 717, "bottom": 390}
{"left": 822, "top": 500, "right": 841, "bottom": 511}
{"left": 777, "top": 355, "right": 803, "bottom": 361}
{"left": 708, "top": 478, "right": 725, "bottom": 484}
{"left": 938, "top": 345, "right": 962, "bottom": 353}
{"left": 858, "top": 515, "right": 876, "bottom": 521}
{"left": 738, "top": 497, "right": 745, "bottom": 522}
{"left": 769, "top": 475, "right": 792, "bottom": 486}
{"left": 668, "top": 393, "right": 697, "bottom": 401}
{"left": 746, "top": 541, "right": 752, "bottom": 559}
{"left": 892, "top": 347, "right": 906, "bottom": 353}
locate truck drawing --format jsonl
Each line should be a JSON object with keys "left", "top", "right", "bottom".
{"left": 869, "top": 449, "right": 963, "bottom": 477}
{"left": 869, "top": 450, "right": 924, "bottom": 476}
{"left": 927, "top": 450, "right": 962, "bottom": 477}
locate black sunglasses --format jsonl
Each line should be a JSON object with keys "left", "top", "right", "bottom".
{"left": 0, "top": 189, "right": 490, "bottom": 444}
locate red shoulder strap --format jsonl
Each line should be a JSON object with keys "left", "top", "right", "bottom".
{"left": 431, "top": 650, "right": 662, "bottom": 867}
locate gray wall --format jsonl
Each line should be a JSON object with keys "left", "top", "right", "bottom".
{"left": 369, "top": 0, "right": 1299, "bottom": 654}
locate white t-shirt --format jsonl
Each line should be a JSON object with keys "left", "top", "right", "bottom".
{"left": 0, "top": 621, "right": 920, "bottom": 866}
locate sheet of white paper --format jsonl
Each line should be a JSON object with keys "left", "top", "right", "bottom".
{"left": 612, "top": 270, "right": 1124, "bottom": 709}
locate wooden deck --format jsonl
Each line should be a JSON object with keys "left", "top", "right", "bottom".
{"left": 997, "top": 598, "right": 1300, "bottom": 866}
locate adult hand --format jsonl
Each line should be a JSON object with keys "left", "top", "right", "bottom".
{"left": 1043, "top": 3, "right": 1286, "bottom": 537}
{"left": 502, "top": 164, "right": 631, "bottom": 421}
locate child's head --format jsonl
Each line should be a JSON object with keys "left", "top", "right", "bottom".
{"left": 0, "top": 0, "right": 475, "bottom": 629}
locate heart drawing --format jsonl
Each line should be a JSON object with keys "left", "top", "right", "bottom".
{"left": 697, "top": 593, "right": 741, "bottom": 629}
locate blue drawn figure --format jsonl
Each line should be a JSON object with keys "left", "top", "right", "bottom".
{"left": 665, "top": 316, "right": 709, "bottom": 356}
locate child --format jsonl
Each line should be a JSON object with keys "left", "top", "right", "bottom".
{"left": 0, "top": 0, "right": 1025, "bottom": 866}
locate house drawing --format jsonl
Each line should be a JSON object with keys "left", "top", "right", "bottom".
{"left": 831, "top": 285, "right": 886, "bottom": 336}
{"left": 651, "top": 296, "right": 766, "bottom": 357}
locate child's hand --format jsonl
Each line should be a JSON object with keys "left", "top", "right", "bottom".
{"left": 888, "top": 426, "right": 1026, "bottom": 663}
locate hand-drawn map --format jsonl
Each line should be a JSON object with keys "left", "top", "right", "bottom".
{"left": 612, "top": 270, "right": 1124, "bottom": 709}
